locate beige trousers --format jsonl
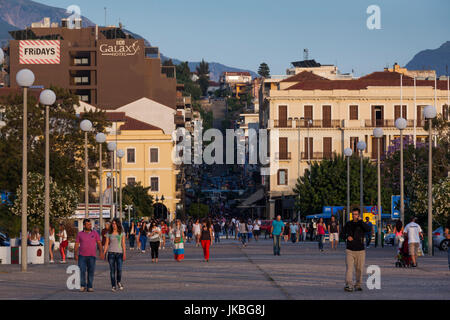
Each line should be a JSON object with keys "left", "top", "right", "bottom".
{"left": 345, "top": 249, "right": 365, "bottom": 287}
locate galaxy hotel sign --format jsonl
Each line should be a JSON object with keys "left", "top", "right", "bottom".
{"left": 100, "top": 40, "right": 140, "bottom": 57}
{"left": 19, "top": 40, "right": 60, "bottom": 64}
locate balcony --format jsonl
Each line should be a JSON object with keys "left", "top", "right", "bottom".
{"left": 296, "top": 119, "right": 341, "bottom": 128}
{"left": 273, "top": 119, "right": 292, "bottom": 128}
{"left": 161, "top": 65, "right": 176, "bottom": 78}
{"left": 275, "top": 152, "right": 291, "bottom": 160}
{"left": 301, "top": 152, "right": 333, "bottom": 160}
{"left": 364, "top": 119, "right": 417, "bottom": 127}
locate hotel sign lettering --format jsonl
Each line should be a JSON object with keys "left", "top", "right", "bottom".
{"left": 19, "top": 40, "right": 60, "bottom": 64}
{"left": 100, "top": 40, "right": 140, "bottom": 57}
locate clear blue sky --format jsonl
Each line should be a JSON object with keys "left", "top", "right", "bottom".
{"left": 37, "top": 0, "right": 450, "bottom": 76}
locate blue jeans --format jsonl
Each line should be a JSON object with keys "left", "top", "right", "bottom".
{"left": 140, "top": 235, "right": 147, "bottom": 251}
{"left": 366, "top": 233, "right": 372, "bottom": 247}
{"left": 447, "top": 247, "right": 450, "bottom": 270}
{"left": 215, "top": 232, "right": 220, "bottom": 243}
{"left": 241, "top": 233, "right": 247, "bottom": 245}
{"left": 129, "top": 234, "right": 135, "bottom": 248}
{"left": 291, "top": 233, "right": 297, "bottom": 243}
{"left": 273, "top": 234, "right": 281, "bottom": 255}
{"left": 318, "top": 235, "right": 324, "bottom": 250}
{"left": 107, "top": 252, "right": 123, "bottom": 287}
{"left": 78, "top": 255, "right": 96, "bottom": 289}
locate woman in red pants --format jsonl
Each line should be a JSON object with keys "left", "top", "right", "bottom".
{"left": 200, "top": 219, "right": 214, "bottom": 262}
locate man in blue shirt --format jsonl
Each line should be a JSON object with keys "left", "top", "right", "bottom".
{"left": 271, "top": 215, "right": 285, "bottom": 256}
{"left": 365, "top": 217, "right": 373, "bottom": 248}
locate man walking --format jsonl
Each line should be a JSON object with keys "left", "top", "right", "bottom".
{"left": 271, "top": 215, "right": 285, "bottom": 256}
{"left": 365, "top": 216, "right": 373, "bottom": 248}
{"left": 403, "top": 217, "right": 423, "bottom": 268}
{"left": 445, "top": 223, "right": 450, "bottom": 270}
{"left": 75, "top": 219, "right": 104, "bottom": 292}
{"left": 328, "top": 216, "right": 340, "bottom": 250}
{"left": 343, "top": 208, "right": 371, "bottom": 292}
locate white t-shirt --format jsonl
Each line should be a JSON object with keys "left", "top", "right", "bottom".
{"left": 290, "top": 224, "right": 298, "bottom": 234}
{"left": 193, "top": 223, "right": 201, "bottom": 234}
{"left": 59, "top": 230, "right": 67, "bottom": 242}
{"left": 247, "top": 224, "right": 253, "bottom": 232}
{"left": 404, "top": 222, "right": 423, "bottom": 244}
{"left": 149, "top": 227, "right": 161, "bottom": 242}
{"left": 253, "top": 221, "right": 260, "bottom": 231}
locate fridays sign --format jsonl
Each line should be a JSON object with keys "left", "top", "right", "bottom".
{"left": 19, "top": 40, "right": 60, "bottom": 64}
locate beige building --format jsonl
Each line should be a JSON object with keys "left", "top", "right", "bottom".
{"left": 260, "top": 70, "right": 450, "bottom": 219}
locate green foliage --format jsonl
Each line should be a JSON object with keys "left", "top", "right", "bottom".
{"left": 122, "top": 182, "right": 154, "bottom": 218}
{"left": 188, "top": 202, "right": 209, "bottom": 219}
{"left": 176, "top": 61, "right": 191, "bottom": 84}
{"left": 0, "top": 204, "right": 21, "bottom": 237}
{"left": 258, "top": 62, "right": 270, "bottom": 78}
{"left": 196, "top": 59, "right": 210, "bottom": 96}
{"left": 200, "top": 108, "right": 213, "bottom": 132}
{"left": 11, "top": 172, "right": 78, "bottom": 227}
{"left": 294, "top": 155, "right": 387, "bottom": 215}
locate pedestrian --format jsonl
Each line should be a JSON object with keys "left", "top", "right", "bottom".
{"left": 136, "top": 221, "right": 141, "bottom": 250}
{"left": 235, "top": 219, "right": 240, "bottom": 241}
{"left": 103, "top": 218, "right": 126, "bottom": 292}
{"left": 271, "top": 215, "right": 285, "bottom": 256}
{"left": 171, "top": 219, "right": 185, "bottom": 262}
{"left": 29, "top": 226, "right": 41, "bottom": 246}
{"left": 445, "top": 222, "right": 450, "bottom": 270}
{"left": 160, "top": 220, "right": 168, "bottom": 250}
{"left": 187, "top": 220, "right": 193, "bottom": 243}
{"left": 139, "top": 221, "right": 148, "bottom": 253}
{"left": 247, "top": 221, "right": 253, "bottom": 242}
{"left": 393, "top": 220, "right": 404, "bottom": 252}
{"left": 343, "top": 208, "right": 371, "bottom": 292}
{"left": 200, "top": 219, "right": 214, "bottom": 262}
{"left": 101, "top": 221, "right": 110, "bottom": 248}
{"left": 365, "top": 217, "right": 373, "bottom": 248}
{"left": 75, "top": 219, "right": 104, "bottom": 292}
{"left": 148, "top": 222, "right": 161, "bottom": 263}
{"left": 403, "top": 217, "right": 423, "bottom": 268}
{"left": 290, "top": 222, "right": 298, "bottom": 243}
{"left": 193, "top": 219, "right": 201, "bottom": 247}
{"left": 328, "top": 216, "right": 340, "bottom": 250}
{"left": 283, "top": 222, "right": 290, "bottom": 242}
{"left": 302, "top": 223, "right": 307, "bottom": 242}
{"left": 128, "top": 220, "right": 136, "bottom": 250}
{"left": 213, "top": 220, "right": 221, "bottom": 243}
{"left": 239, "top": 218, "right": 248, "bottom": 248}
{"left": 253, "top": 218, "right": 261, "bottom": 241}
{"left": 58, "top": 223, "right": 68, "bottom": 263}
{"left": 317, "top": 218, "right": 326, "bottom": 252}
{"left": 49, "top": 224, "right": 55, "bottom": 263}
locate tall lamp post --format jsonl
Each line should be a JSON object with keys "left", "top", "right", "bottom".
{"left": 96, "top": 133, "right": 107, "bottom": 230}
{"left": 125, "top": 204, "right": 133, "bottom": 225}
{"left": 395, "top": 118, "right": 407, "bottom": 223}
{"left": 117, "top": 149, "right": 125, "bottom": 222}
{"left": 107, "top": 142, "right": 117, "bottom": 218}
{"left": 423, "top": 105, "right": 436, "bottom": 256}
{"left": 356, "top": 141, "right": 367, "bottom": 215}
{"left": 39, "top": 89, "right": 56, "bottom": 264}
{"left": 373, "top": 128, "right": 384, "bottom": 247}
{"left": 80, "top": 120, "right": 93, "bottom": 218}
{"left": 16, "top": 69, "right": 35, "bottom": 272}
{"left": 344, "top": 148, "right": 353, "bottom": 227}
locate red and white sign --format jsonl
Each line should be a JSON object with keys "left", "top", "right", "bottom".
{"left": 19, "top": 40, "right": 60, "bottom": 64}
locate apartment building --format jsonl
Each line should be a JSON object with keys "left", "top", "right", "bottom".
{"left": 286, "top": 59, "right": 354, "bottom": 80}
{"left": 260, "top": 70, "right": 450, "bottom": 219}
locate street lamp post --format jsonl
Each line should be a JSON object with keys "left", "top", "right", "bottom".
{"left": 423, "top": 105, "right": 436, "bottom": 256}
{"left": 357, "top": 141, "right": 366, "bottom": 215}
{"left": 117, "top": 149, "right": 125, "bottom": 222}
{"left": 344, "top": 148, "right": 353, "bottom": 227}
{"left": 107, "top": 142, "right": 117, "bottom": 218}
{"left": 395, "top": 118, "right": 407, "bottom": 223}
{"left": 373, "top": 128, "right": 384, "bottom": 247}
{"left": 95, "top": 133, "right": 107, "bottom": 229}
{"left": 125, "top": 204, "right": 133, "bottom": 225}
{"left": 39, "top": 89, "right": 56, "bottom": 264}
{"left": 80, "top": 120, "right": 93, "bottom": 218}
{"left": 16, "top": 69, "right": 35, "bottom": 272}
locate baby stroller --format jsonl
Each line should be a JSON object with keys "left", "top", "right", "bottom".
{"left": 395, "top": 235, "right": 412, "bottom": 268}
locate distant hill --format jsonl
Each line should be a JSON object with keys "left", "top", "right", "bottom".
{"left": 406, "top": 41, "right": 450, "bottom": 76}
{"left": 0, "top": 0, "right": 256, "bottom": 81}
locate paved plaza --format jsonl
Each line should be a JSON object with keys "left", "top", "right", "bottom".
{"left": 0, "top": 239, "right": 449, "bottom": 300}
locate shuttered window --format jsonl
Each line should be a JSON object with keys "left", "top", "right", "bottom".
{"left": 395, "top": 105, "right": 407, "bottom": 119}
{"left": 150, "top": 177, "right": 159, "bottom": 192}
{"left": 127, "top": 148, "right": 135, "bottom": 163}
{"left": 349, "top": 105, "right": 358, "bottom": 120}
{"left": 150, "top": 148, "right": 159, "bottom": 163}
{"left": 323, "top": 137, "right": 332, "bottom": 159}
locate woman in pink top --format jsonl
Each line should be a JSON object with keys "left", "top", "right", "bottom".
{"left": 317, "top": 218, "right": 327, "bottom": 252}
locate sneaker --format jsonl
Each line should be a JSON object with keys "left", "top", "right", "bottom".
{"left": 112, "top": 287, "right": 117, "bottom": 292}
{"left": 142, "top": 250, "right": 145, "bottom": 253}
{"left": 118, "top": 283, "right": 124, "bottom": 290}
{"left": 354, "top": 286, "right": 363, "bottom": 291}
{"left": 87, "top": 288, "right": 94, "bottom": 292}
{"left": 50, "top": 260, "right": 54, "bottom": 263}
{"left": 60, "top": 260, "right": 66, "bottom": 264}
{"left": 344, "top": 286, "right": 353, "bottom": 292}
{"left": 79, "top": 287, "right": 86, "bottom": 292}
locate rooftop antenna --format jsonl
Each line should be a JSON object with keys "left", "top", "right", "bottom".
{"left": 303, "top": 48, "right": 309, "bottom": 61}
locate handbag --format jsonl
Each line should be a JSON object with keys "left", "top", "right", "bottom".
{"left": 174, "top": 236, "right": 181, "bottom": 244}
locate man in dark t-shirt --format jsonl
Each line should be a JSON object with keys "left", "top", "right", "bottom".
{"left": 328, "top": 216, "right": 340, "bottom": 250}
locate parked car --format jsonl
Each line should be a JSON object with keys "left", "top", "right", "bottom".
{"left": 260, "top": 220, "right": 273, "bottom": 234}
{"left": 0, "top": 228, "right": 10, "bottom": 246}
{"left": 433, "top": 227, "right": 449, "bottom": 251}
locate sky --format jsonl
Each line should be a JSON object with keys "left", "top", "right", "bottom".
{"left": 36, "top": 0, "right": 450, "bottom": 77}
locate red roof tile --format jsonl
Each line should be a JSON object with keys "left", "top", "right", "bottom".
{"left": 104, "top": 112, "right": 127, "bottom": 122}
{"left": 281, "top": 71, "right": 329, "bottom": 82}
{"left": 119, "top": 116, "right": 163, "bottom": 131}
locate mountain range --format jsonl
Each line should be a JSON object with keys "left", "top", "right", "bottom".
{"left": 406, "top": 41, "right": 450, "bottom": 77}
{"left": 0, "top": 0, "right": 257, "bottom": 81}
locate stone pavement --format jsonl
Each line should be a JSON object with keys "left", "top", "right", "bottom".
{"left": 0, "top": 239, "right": 449, "bottom": 300}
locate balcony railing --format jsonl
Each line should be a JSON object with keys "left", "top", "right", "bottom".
{"left": 301, "top": 152, "right": 333, "bottom": 160}
{"left": 296, "top": 119, "right": 341, "bottom": 128}
{"left": 365, "top": 119, "right": 420, "bottom": 127}
{"left": 275, "top": 152, "right": 291, "bottom": 160}
{"left": 273, "top": 119, "right": 292, "bottom": 128}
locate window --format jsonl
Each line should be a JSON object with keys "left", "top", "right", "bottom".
{"left": 443, "top": 105, "right": 449, "bottom": 121}
{"left": 350, "top": 137, "right": 359, "bottom": 153}
{"left": 277, "top": 169, "right": 288, "bottom": 185}
{"left": 78, "top": 95, "right": 89, "bottom": 102}
{"left": 349, "top": 105, "right": 358, "bottom": 120}
{"left": 394, "top": 105, "right": 407, "bottom": 119}
{"left": 150, "top": 177, "right": 159, "bottom": 192}
{"left": 150, "top": 148, "right": 159, "bottom": 163}
{"left": 127, "top": 177, "right": 136, "bottom": 186}
{"left": 127, "top": 148, "right": 135, "bottom": 163}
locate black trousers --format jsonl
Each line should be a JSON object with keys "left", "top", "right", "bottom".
{"left": 150, "top": 241, "right": 160, "bottom": 259}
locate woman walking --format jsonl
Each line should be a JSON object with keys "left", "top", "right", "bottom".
{"left": 283, "top": 223, "right": 290, "bottom": 242}
{"left": 49, "top": 225, "right": 55, "bottom": 263}
{"left": 136, "top": 221, "right": 141, "bottom": 250}
{"left": 238, "top": 218, "right": 248, "bottom": 248}
{"left": 171, "top": 219, "right": 185, "bottom": 261}
{"left": 58, "top": 223, "right": 68, "bottom": 263}
{"left": 139, "top": 221, "right": 148, "bottom": 253}
{"left": 148, "top": 222, "right": 161, "bottom": 263}
{"left": 103, "top": 218, "right": 126, "bottom": 292}
{"left": 317, "top": 218, "right": 327, "bottom": 252}
{"left": 200, "top": 219, "right": 214, "bottom": 262}
{"left": 393, "top": 220, "right": 404, "bottom": 253}
{"left": 128, "top": 221, "right": 136, "bottom": 250}
{"left": 160, "top": 221, "right": 168, "bottom": 250}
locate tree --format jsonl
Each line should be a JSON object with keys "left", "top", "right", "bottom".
{"left": 162, "top": 59, "right": 174, "bottom": 67}
{"left": 196, "top": 59, "right": 210, "bottom": 96}
{"left": 122, "top": 182, "right": 154, "bottom": 218}
{"left": 258, "top": 62, "right": 270, "bottom": 78}
{"left": 188, "top": 202, "right": 209, "bottom": 219}
{"left": 11, "top": 172, "right": 78, "bottom": 227}
{"left": 176, "top": 61, "right": 191, "bottom": 84}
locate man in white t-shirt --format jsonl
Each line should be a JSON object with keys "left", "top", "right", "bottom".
{"left": 193, "top": 219, "right": 201, "bottom": 247}
{"left": 253, "top": 219, "right": 261, "bottom": 241}
{"left": 403, "top": 217, "right": 423, "bottom": 267}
